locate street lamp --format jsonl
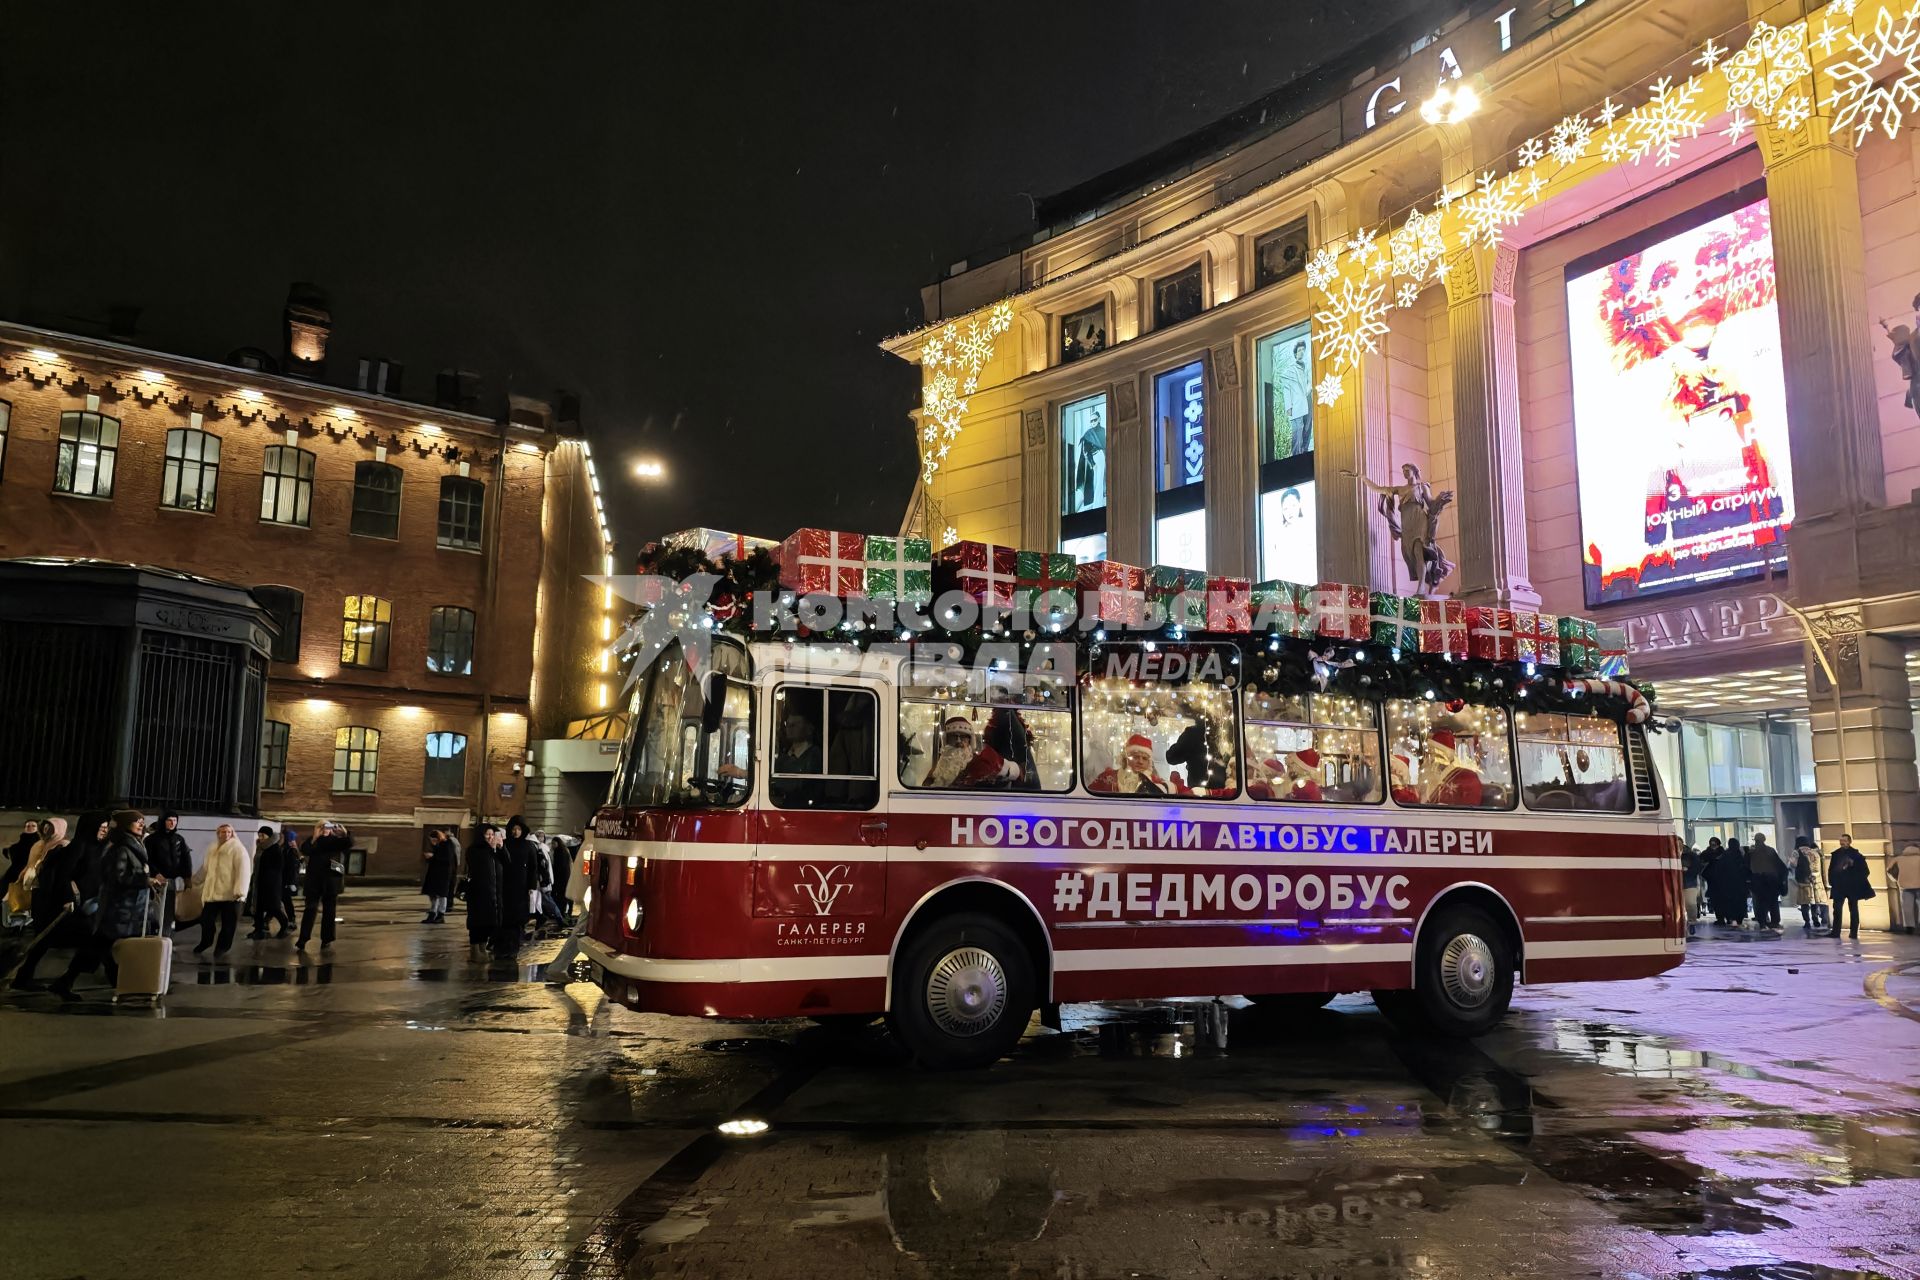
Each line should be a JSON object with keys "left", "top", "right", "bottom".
{"left": 633, "top": 459, "right": 665, "bottom": 481}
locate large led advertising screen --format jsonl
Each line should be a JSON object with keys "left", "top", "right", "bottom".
{"left": 1565, "top": 195, "right": 1793, "bottom": 606}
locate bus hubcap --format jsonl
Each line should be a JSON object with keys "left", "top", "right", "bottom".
{"left": 1439, "top": 934, "right": 1496, "bottom": 1008}
{"left": 926, "top": 946, "right": 1007, "bottom": 1037}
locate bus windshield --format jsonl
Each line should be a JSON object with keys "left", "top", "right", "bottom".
{"left": 612, "top": 639, "right": 752, "bottom": 808}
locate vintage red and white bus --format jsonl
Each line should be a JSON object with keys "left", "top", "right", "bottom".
{"left": 579, "top": 635, "right": 1682, "bottom": 1068}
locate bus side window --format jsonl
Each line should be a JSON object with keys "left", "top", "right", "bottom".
{"left": 1243, "top": 691, "right": 1383, "bottom": 804}
{"left": 1515, "top": 711, "right": 1633, "bottom": 813}
{"left": 770, "top": 684, "right": 878, "bottom": 811}
{"left": 1384, "top": 699, "right": 1515, "bottom": 810}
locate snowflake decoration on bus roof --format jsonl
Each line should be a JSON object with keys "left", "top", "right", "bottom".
{"left": 917, "top": 299, "right": 1014, "bottom": 484}
{"left": 1547, "top": 113, "right": 1593, "bottom": 166}
{"left": 1313, "top": 276, "right": 1391, "bottom": 374}
{"left": 1722, "top": 20, "right": 1813, "bottom": 122}
{"left": 1305, "top": 244, "right": 1342, "bottom": 293}
{"left": 1388, "top": 205, "right": 1448, "bottom": 285}
{"left": 1456, "top": 171, "right": 1526, "bottom": 248}
{"left": 1825, "top": 0, "right": 1920, "bottom": 145}
{"left": 1630, "top": 75, "right": 1706, "bottom": 165}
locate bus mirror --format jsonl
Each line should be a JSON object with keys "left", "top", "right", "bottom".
{"left": 702, "top": 674, "right": 729, "bottom": 735}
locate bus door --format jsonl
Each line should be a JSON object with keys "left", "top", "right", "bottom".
{"left": 751, "top": 676, "right": 890, "bottom": 931}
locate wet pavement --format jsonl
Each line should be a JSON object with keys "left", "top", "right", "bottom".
{"left": 2, "top": 891, "right": 1917, "bottom": 1280}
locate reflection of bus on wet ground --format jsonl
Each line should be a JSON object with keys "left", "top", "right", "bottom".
{"left": 579, "top": 637, "right": 1682, "bottom": 1069}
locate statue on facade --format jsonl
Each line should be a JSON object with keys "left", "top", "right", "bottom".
{"left": 1348, "top": 463, "right": 1455, "bottom": 594}
{"left": 1881, "top": 293, "right": 1920, "bottom": 421}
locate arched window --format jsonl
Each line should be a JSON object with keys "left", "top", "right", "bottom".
{"left": 340, "top": 594, "right": 392, "bottom": 669}
{"left": 253, "top": 586, "right": 304, "bottom": 664}
{"left": 437, "top": 476, "right": 485, "bottom": 550}
{"left": 331, "top": 726, "right": 380, "bottom": 793}
{"left": 162, "top": 424, "right": 222, "bottom": 512}
{"left": 427, "top": 606, "right": 476, "bottom": 675}
{"left": 260, "top": 445, "right": 315, "bottom": 527}
{"left": 423, "top": 731, "right": 468, "bottom": 797}
{"left": 351, "top": 460, "right": 402, "bottom": 538}
{"left": 55, "top": 409, "right": 120, "bottom": 497}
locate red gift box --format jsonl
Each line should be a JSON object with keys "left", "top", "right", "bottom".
{"left": 1077, "top": 559, "right": 1148, "bottom": 628}
{"left": 1206, "top": 576, "right": 1252, "bottom": 632}
{"left": 777, "top": 528, "right": 868, "bottom": 596}
{"left": 1417, "top": 599, "right": 1467, "bottom": 657}
{"left": 1464, "top": 606, "right": 1517, "bottom": 661}
{"left": 1312, "top": 582, "right": 1370, "bottom": 641}
{"left": 936, "top": 539, "right": 1018, "bottom": 608}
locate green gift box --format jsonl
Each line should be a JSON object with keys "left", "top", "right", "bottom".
{"left": 1252, "top": 579, "right": 1312, "bottom": 637}
{"left": 1147, "top": 564, "right": 1207, "bottom": 628}
{"left": 862, "top": 534, "right": 932, "bottom": 604}
{"left": 1013, "top": 549, "right": 1078, "bottom": 625}
{"left": 1368, "top": 592, "right": 1420, "bottom": 651}
{"left": 1557, "top": 615, "right": 1599, "bottom": 671}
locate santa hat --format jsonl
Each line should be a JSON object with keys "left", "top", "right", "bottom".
{"left": 942, "top": 715, "right": 974, "bottom": 733}
{"left": 1125, "top": 733, "right": 1153, "bottom": 754}
{"left": 1430, "top": 729, "right": 1457, "bottom": 751}
{"left": 1262, "top": 757, "right": 1286, "bottom": 776}
{"left": 1284, "top": 749, "right": 1320, "bottom": 780}
{"left": 1293, "top": 748, "right": 1320, "bottom": 769}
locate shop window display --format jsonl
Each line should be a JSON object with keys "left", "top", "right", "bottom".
{"left": 1243, "top": 690, "right": 1383, "bottom": 804}
{"left": 1383, "top": 699, "right": 1514, "bottom": 810}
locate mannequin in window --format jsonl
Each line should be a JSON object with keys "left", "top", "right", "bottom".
{"left": 924, "top": 716, "right": 1023, "bottom": 789}
{"left": 1087, "top": 733, "right": 1166, "bottom": 796}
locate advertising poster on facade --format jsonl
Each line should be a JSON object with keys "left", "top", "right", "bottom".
{"left": 1259, "top": 479, "right": 1317, "bottom": 585}
{"left": 1565, "top": 196, "right": 1793, "bottom": 606}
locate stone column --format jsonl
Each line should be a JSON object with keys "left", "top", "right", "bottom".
{"left": 1020, "top": 405, "right": 1052, "bottom": 550}
{"left": 1443, "top": 240, "right": 1538, "bottom": 608}
{"left": 1107, "top": 373, "right": 1151, "bottom": 565}
{"left": 1206, "top": 339, "right": 1252, "bottom": 577}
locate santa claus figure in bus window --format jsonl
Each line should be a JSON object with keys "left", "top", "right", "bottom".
{"left": 1247, "top": 750, "right": 1322, "bottom": 802}
{"left": 924, "top": 715, "right": 1025, "bottom": 789}
{"left": 1087, "top": 733, "right": 1168, "bottom": 796}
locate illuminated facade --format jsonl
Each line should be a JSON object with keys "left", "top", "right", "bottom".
{"left": 885, "top": 0, "right": 1920, "bottom": 922}
{"left": 0, "top": 322, "right": 616, "bottom": 874}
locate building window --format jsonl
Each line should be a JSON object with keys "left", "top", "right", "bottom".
{"left": 340, "top": 595, "right": 392, "bottom": 670}
{"left": 1515, "top": 712, "right": 1633, "bottom": 813}
{"left": 1059, "top": 393, "right": 1108, "bottom": 563}
{"left": 331, "top": 725, "right": 380, "bottom": 794}
{"left": 1151, "top": 263, "right": 1204, "bottom": 328}
{"left": 1060, "top": 301, "right": 1107, "bottom": 364}
{"left": 1255, "top": 321, "right": 1318, "bottom": 584}
{"left": 1253, "top": 219, "right": 1310, "bottom": 290}
{"left": 260, "top": 445, "right": 315, "bottom": 527}
{"left": 351, "top": 460, "right": 402, "bottom": 538}
{"left": 437, "top": 476, "right": 485, "bottom": 550}
{"left": 259, "top": 720, "right": 290, "bottom": 792}
{"left": 427, "top": 605, "right": 476, "bottom": 675}
{"left": 0, "top": 400, "right": 10, "bottom": 482}
{"left": 253, "top": 585, "right": 304, "bottom": 664}
{"left": 424, "top": 730, "right": 468, "bottom": 797}
{"left": 54, "top": 409, "right": 120, "bottom": 498}
{"left": 1153, "top": 358, "right": 1207, "bottom": 571}
{"left": 161, "top": 425, "right": 222, "bottom": 512}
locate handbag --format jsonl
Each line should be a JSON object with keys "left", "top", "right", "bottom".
{"left": 326, "top": 859, "right": 347, "bottom": 895}
{"left": 176, "top": 884, "right": 205, "bottom": 922}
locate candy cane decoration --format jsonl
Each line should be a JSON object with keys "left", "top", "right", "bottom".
{"left": 1567, "top": 677, "right": 1650, "bottom": 724}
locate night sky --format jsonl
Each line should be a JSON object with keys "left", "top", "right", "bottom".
{"left": 4, "top": 2, "right": 1429, "bottom": 553}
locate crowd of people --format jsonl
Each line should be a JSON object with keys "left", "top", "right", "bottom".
{"left": 1678, "top": 831, "right": 1889, "bottom": 939}
{"left": 1, "top": 809, "right": 580, "bottom": 1000}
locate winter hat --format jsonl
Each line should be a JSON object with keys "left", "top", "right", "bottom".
{"left": 1125, "top": 733, "right": 1153, "bottom": 754}
{"left": 111, "top": 808, "right": 143, "bottom": 831}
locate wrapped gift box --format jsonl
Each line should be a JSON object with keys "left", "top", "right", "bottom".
{"left": 1464, "top": 606, "right": 1517, "bottom": 661}
{"left": 1417, "top": 599, "right": 1467, "bottom": 658}
{"left": 1532, "top": 611, "right": 1562, "bottom": 666}
{"left": 1368, "top": 591, "right": 1420, "bottom": 651}
{"left": 1557, "top": 615, "right": 1600, "bottom": 670}
{"left": 862, "top": 535, "right": 932, "bottom": 605}
{"left": 1148, "top": 565, "right": 1207, "bottom": 629}
{"left": 1077, "top": 559, "right": 1148, "bottom": 628}
{"left": 776, "top": 528, "right": 868, "bottom": 596}
{"left": 1595, "top": 625, "right": 1631, "bottom": 677}
{"left": 1512, "top": 610, "right": 1542, "bottom": 663}
{"left": 663, "top": 527, "right": 777, "bottom": 562}
{"left": 1206, "top": 576, "right": 1252, "bottom": 632}
{"left": 936, "top": 539, "right": 1019, "bottom": 608}
{"left": 1252, "top": 580, "right": 1312, "bottom": 637}
{"left": 1313, "top": 582, "right": 1370, "bottom": 641}
{"left": 1014, "top": 549, "right": 1078, "bottom": 622}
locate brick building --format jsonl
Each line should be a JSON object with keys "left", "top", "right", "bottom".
{"left": 0, "top": 308, "right": 616, "bottom": 876}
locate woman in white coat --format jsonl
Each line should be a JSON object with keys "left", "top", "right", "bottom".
{"left": 191, "top": 823, "right": 252, "bottom": 958}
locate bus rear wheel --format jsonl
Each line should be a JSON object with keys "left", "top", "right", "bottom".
{"left": 889, "top": 912, "right": 1035, "bottom": 1070}
{"left": 1372, "top": 903, "right": 1514, "bottom": 1037}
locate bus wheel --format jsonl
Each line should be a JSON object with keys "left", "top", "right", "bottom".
{"left": 890, "top": 912, "right": 1035, "bottom": 1070}
{"left": 1246, "top": 992, "right": 1335, "bottom": 1014}
{"left": 1378, "top": 904, "right": 1514, "bottom": 1037}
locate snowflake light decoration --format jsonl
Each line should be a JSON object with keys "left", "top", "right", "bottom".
{"left": 1395, "top": 281, "right": 1421, "bottom": 309}
{"left": 1548, "top": 113, "right": 1593, "bottom": 165}
{"left": 1456, "top": 170, "right": 1527, "bottom": 248}
{"left": 1774, "top": 92, "right": 1814, "bottom": 132}
{"left": 1305, "top": 245, "right": 1342, "bottom": 292}
{"left": 1815, "top": 20, "right": 1845, "bottom": 56}
{"left": 1387, "top": 206, "right": 1448, "bottom": 285}
{"left": 1597, "top": 97, "right": 1622, "bottom": 126}
{"left": 1346, "top": 227, "right": 1380, "bottom": 272}
{"left": 1517, "top": 136, "right": 1545, "bottom": 167}
{"left": 1315, "top": 373, "right": 1345, "bottom": 407}
{"left": 1724, "top": 107, "right": 1754, "bottom": 143}
{"left": 1722, "top": 20, "right": 1813, "bottom": 122}
{"left": 1631, "top": 75, "right": 1706, "bottom": 165}
{"left": 1825, "top": 0, "right": 1920, "bottom": 146}
{"left": 1313, "top": 277, "right": 1391, "bottom": 374}
{"left": 1694, "top": 37, "right": 1727, "bottom": 73}
{"left": 917, "top": 300, "right": 1014, "bottom": 483}
{"left": 1833, "top": 0, "right": 1861, "bottom": 17}
{"left": 1522, "top": 170, "right": 1546, "bottom": 203}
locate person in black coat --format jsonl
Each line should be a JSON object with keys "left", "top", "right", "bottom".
{"left": 1826, "top": 834, "right": 1876, "bottom": 939}
{"left": 279, "top": 827, "right": 301, "bottom": 917}
{"left": 1, "top": 818, "right": 39, "bottom": 908}
{"left": 144, "top": 810, "right": 193, "bottom": 930}
{"left": 1705, "top": 837, "right": 1750, "bottom": 926}
{"left": 420, "top": 828, "right": 459, "bottom": 924}
{"left": 464, "top": 825, "right": 504, "bottom": 959}
{"left": 296, "top": 821, "right": 352, "bottom": 952}
{"left": 11, "top": 812, "right": 106, "bottom": 990}
{"left": 48, "top": 811, "right": 164, "bottom": 1000}
{"left": 247, "top": 827, "right": 292, "bottom": 939}
{"left": 549, "top": 835, "right": 574, "bottom": 917}
{"left": 496, "top": 816, "right": 538, "bottom": 955}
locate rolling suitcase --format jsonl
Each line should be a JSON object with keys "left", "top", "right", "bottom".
{"left": 113, "top": 884, "right": 172, "bottom": 1003}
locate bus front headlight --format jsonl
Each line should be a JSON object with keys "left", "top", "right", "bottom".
{"left": 623, "top": 896, "right": 642, "bottom": 934}
{"left": 582, "top": 884, "right": 594, "bottom": 917}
